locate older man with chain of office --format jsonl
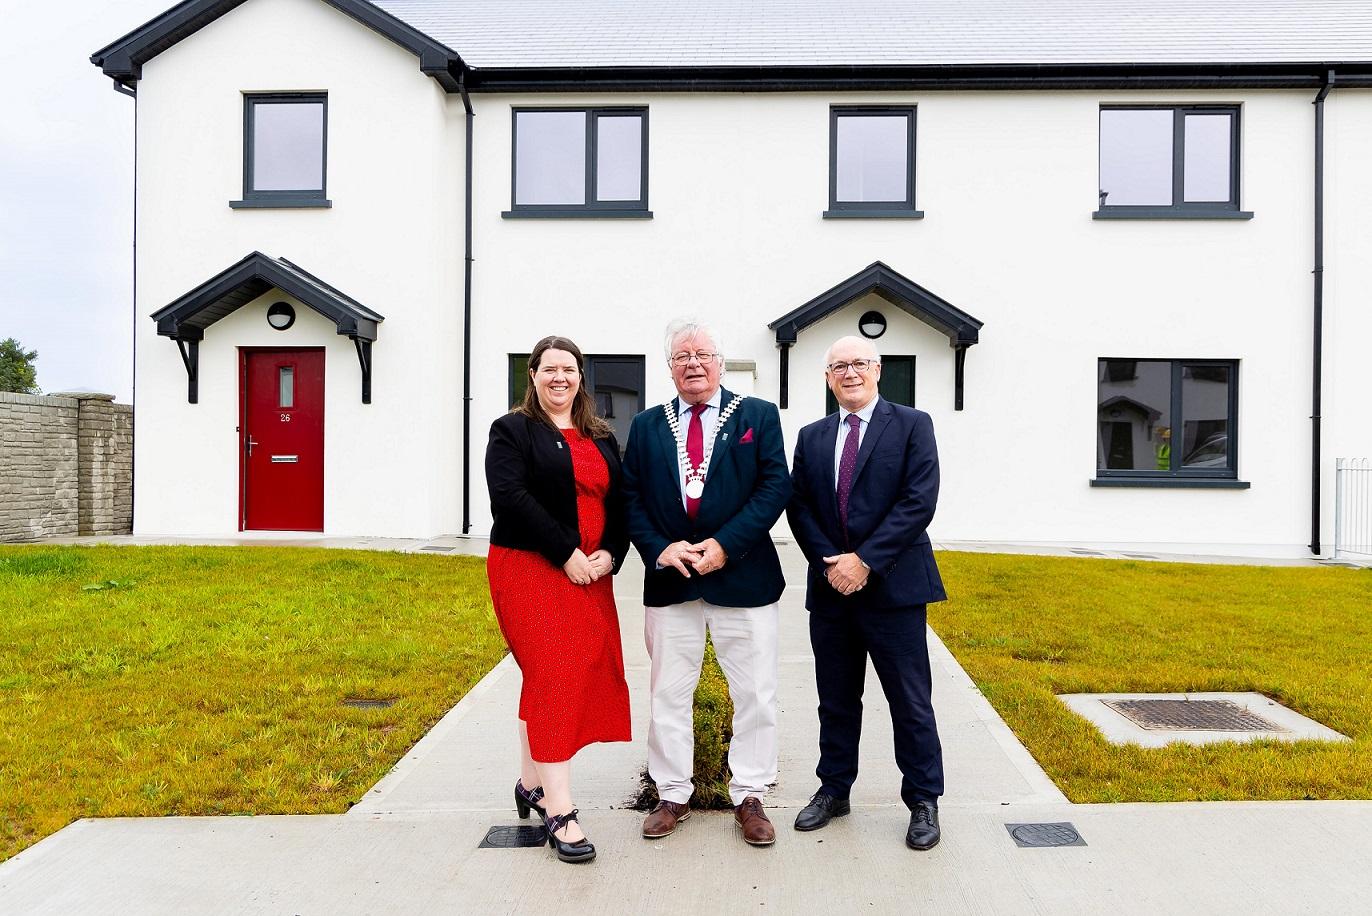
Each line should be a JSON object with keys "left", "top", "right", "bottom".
{"left": 621, "top": 318, "right": 791, "bottom": 847}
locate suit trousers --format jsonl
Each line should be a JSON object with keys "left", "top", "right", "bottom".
{"left": 810, "top": 603, "right": 944, "bottom": 809}
{"left": 644, "top": 600, "right": 779, "bottom": 807}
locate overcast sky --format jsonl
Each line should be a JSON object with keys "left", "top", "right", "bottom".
{"left": 1, "top": 0, "right": 170, "bottom": 403}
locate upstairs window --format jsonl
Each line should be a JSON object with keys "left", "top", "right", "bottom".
{"left": 506, "top": 108, "right": 649, "bottom": 217}
{"left": 827, "top": 107, "right": 919, "bottom": 218}
{"left": 1096, "top": 106, "right": 1247, "bottom": 218}
{"left": 233, "top": 93, "right": 329, "bottom": 209}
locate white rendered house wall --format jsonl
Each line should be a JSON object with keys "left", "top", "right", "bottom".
{"left": 466, "top": 89, "right": 1363, "bottom": 549}
{"left": 132, "top": 0, "right": 465, "bottom": 538}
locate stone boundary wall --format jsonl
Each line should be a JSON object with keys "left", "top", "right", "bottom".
{"left": 0, "top": 391, "right": 133, "bottom": 542}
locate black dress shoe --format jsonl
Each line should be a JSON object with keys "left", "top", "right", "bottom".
{"left": 905, "top": 800, "right": 940, "bottom": 850}
{"left": 794, "top": 791, "right": 851, "bottom": 832}
{"left": 544, "top": 809, "right": 596, "bottom": 864}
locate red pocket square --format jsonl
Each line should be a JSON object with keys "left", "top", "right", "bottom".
{"left": 739, "top": 427, "right": 755, "bottom": 443}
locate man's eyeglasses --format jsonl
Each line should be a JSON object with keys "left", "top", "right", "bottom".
{"left": 670, "top": 351, "right": 720, "bottom": 367}
{"left": 826, "top": 359, "right": 879, "bottom": 376}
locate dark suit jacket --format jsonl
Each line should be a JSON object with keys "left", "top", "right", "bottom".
{"left": 485, "top": 411, "right": 630, "bottom": 572}
{"left": 787, "top": 397, "right": 946, "bottom": 614}
{"left": 622, "top": 388, "right": 791, "bottom": 608}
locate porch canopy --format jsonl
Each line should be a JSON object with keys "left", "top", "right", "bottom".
{"left": 768, "top": 261, "right": 983, "bottom": 410}
{"left": 150, "top": 251, "right": 385, "bottom": 403}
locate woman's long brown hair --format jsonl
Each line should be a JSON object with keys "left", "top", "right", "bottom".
{"left": 515, "top": 335, "right": 613, "bottom": 439}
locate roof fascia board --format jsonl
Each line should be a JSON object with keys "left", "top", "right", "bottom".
{"left": 152, "top": 252, "right": 383, "bottom": 340}
{"left": 464, "top": 62, "right": 1372, "bottom": 93}
{"left": 91, "top": 0, "right": 465, "bottom": 91}
{"left": 769, "top": 261, "right": 982, "bottom": 346}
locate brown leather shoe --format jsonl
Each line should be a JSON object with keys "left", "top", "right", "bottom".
{"left": 642, "top": 800, "right": 691, "bottom": 838}
{"left": 734, "top": 796, "right": 776, "bottom": 846}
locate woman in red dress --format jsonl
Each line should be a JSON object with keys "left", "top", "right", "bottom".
{"left": 485, "top": 335, "right": 632, "bottom": 864}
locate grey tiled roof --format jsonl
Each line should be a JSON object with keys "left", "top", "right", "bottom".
{"left": 368, "top": 0, "right": 1372, "bottom": 69}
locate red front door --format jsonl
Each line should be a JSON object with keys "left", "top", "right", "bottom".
{"left": 241, "top": 348, "right": 325, "bottom": 531}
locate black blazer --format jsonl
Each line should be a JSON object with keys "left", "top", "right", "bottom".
{"left": 787, "top": 398, "right": 947, "bottom": 614}
{"left": 486, "top": 411, "right": 630, "bottom": 572}
{"left": 622, "top": 389, "right": 791, "bottom": 608}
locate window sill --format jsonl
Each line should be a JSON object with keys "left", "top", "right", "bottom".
{"left": 230, "top": 198, "right": 332, "bottom": 209}
{"left": 1090, "top": 477, "right": 1251, "bottom": 489}
{"left": 1092, "top": 208, "right": 1253, "bottom": 220}
{"left": 823, "top": 209, "right": 924, "bottom": 219}
{"left": 501, "top": 210, "right": 653, "bottom": 219}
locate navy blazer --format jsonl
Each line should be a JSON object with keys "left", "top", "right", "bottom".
{"left": 622, "top": 388, "right": 791, "bottom": 608}
{"left": 486, "top": 411, "right": 630, "bottom": 572}
{"left": 787, "top": 398, "right": 946, "bottom": 614}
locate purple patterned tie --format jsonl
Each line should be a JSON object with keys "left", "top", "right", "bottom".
{"left": 837, "top": 413, "right": 862, "bottom": 537}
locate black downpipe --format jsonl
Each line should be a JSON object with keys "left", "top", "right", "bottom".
{"left": 1311, "top": 70, "right": 1334, "bottom": 555}
{"left": 117, "top": 78, "right": 138, "bottom": 532}
{"left": 460, "top": 74, "right": 474, "bottom": 534}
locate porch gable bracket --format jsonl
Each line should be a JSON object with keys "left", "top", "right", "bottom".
{"left": 151, "top": 251, "right": 385, "bottom": 404}
{"left": 767, "top": 261, "right": 983, "bottom": 410}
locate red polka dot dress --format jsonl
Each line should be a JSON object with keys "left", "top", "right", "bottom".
{"left": 486, "top": 427, "right": 632, "bottom": 762}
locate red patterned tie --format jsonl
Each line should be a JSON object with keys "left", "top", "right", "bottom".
{"left": 686, "top": 402, "right": 707, "bottom": 519}
{"left": 837, "top": 413, "right": 862, "bottom": 539}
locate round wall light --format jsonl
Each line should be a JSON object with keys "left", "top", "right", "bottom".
{"left": 858, "top": 310, "right": 887, "bottom": 339}
{"left": 267, "top": 301, "right": 296, "bottom": 331}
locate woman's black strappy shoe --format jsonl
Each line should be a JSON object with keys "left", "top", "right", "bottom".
{"left": 515, "top": 779, "right": 546, "bottom": 819}
{"left": 544, "top": 809, "right": 596, "bottom": 863}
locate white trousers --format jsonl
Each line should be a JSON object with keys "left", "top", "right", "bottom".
{"left": 644, "top": 600, "right": 779, "bottom": 807}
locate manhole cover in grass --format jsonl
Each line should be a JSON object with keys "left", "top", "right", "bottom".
{"left": 1103, "top": 698, "right": 1282, "bottom": 732}
{"left": 1069, "top": 549, "right": 1104, "bottom": 556}
{"left": 1006, "top": 823, "right": 1086, "bottom": 847}
{"left": 479, "top": 826, "right": 548, "bottom": 849}
{"left": 343, "top": 697, "right": 397, "bottom": 710}
{"left": 420, "top": 546, "right": 456, "bottom": 552}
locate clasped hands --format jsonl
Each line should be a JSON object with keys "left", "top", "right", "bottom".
{"left": 823, "top": 552, "right": 869, "bottom": 596}
{"left": 657, "top": 538, "right": 728, "bottom": 578}
{"left": 562, "top": 548, "right": 614, "bottom": 586}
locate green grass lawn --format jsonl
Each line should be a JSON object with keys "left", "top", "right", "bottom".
{"left": 931, "top": 552, "right": 1372, "bottom": 803}
{"left": 4, "top": 545, "right": 1369, "bottom": 863}
{"left": 0, "top": 545, "right": 506, "bottom": 864}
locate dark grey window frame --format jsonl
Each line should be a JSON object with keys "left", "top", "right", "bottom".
{"left": 231, "top": 92, "right": 331, "bottom": 209}
{"left": 1092, "top": 357, "right": 1249, "bottom": 489}
{"left": 503, "top": 107, "right": 651, "bottom": 219}
{"left": 1094, "top": 105, "right": 1251, "bottom": 220}
{"left": 825, "top": 106, "right": 922, "bottom": 219}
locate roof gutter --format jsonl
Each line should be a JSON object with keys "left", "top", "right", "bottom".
{"left": 461, "top": 62, "right": 1372, "bottom": 93}
{"left": 459, "top": 70, "right": 474, "bottom": 534}
{"left": 1310, "top": 68, "right": 1335, "bottom": 555}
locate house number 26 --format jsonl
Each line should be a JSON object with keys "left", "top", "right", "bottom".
{"left": 280, "top": 413, "right": 291, "bottom": 422}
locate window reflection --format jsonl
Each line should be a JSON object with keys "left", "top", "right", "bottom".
{"left": 1097, "top": 359, "right": 1237, "bottom": 476}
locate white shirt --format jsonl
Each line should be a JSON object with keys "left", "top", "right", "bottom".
{"left": 834, "top": 395, "right": 880, "bottom": 486}
{"left": 675, "top": 388, "right": 722, "bottom": 510}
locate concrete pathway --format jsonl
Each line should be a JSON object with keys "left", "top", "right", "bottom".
{"left": 2, "top": 548, "right": 1370, "bottom": 914}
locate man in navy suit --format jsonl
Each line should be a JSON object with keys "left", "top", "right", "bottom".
{"left": 622, "top": 318, "right": 791, "bottom": 847}
{"left": 786, "top": 335, "right": 948, "bottom": 850}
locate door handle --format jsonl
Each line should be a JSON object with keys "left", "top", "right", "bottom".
{"left": 245, "top": 435, "right": 259, "bottom": 457}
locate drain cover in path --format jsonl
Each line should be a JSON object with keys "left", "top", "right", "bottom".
{"left": 1058, "top": 692, "right": 1351, "bottom": 747}
{"left": 1005, "top": 823, "right": 1086, "bottom": 848}
{"left": 479, "top": 826, "right": 548, "bottom": 849}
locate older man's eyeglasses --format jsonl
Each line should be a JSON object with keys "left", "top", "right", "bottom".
{"left": 670, "top": 351, "right": 720, "bottom": 367}
{"left": 826, "top": 359, "right": 879, "bottom": 375}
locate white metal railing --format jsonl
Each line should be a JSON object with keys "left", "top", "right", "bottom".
{"left": 1335, "top": 458, "right": 1372, "bottom": 560}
